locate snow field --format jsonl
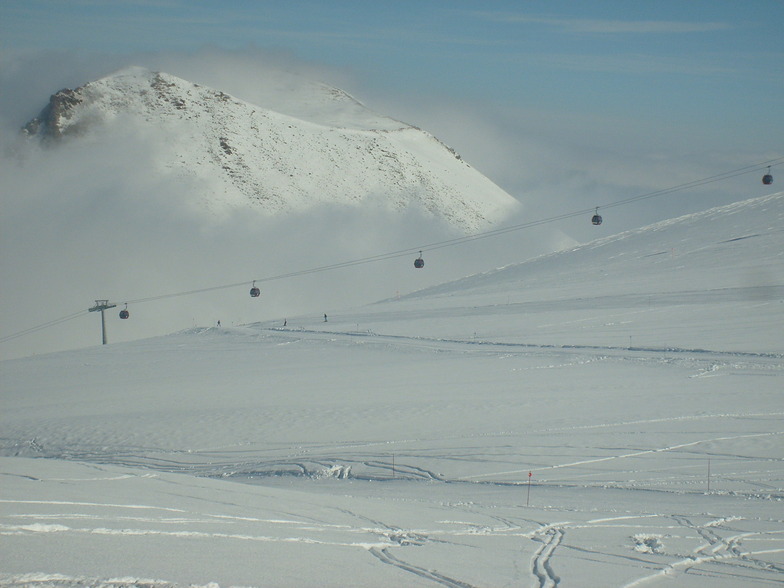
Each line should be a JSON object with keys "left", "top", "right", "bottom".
{"left": 1, "top": 193, "right": 783, "bottom": 586}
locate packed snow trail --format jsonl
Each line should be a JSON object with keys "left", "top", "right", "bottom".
{"left": 531, "top": 526, "right": 564, "bottom": 587}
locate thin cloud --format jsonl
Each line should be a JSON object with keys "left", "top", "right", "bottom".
{"left": 534, "top": 52, "right": 737, "bottom": 76}
{"left": 477, "top": 13, "right": 730, "bottom": 34}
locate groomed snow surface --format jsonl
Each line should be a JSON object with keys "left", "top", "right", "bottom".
{"left": 2, "top": 193, "right": 783, "bottom": 587}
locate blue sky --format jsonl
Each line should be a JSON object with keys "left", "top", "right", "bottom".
{"left": 1, "top": 0, "right": 782, "bottom": 224}
{"left": 2, "top": 1, "right": 781, "bottom": 130}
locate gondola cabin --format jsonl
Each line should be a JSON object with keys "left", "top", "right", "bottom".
{"left": 414, "top": 252, "right": 425, "bottom": 269}
{"left": 591, "top": 207, "right": 603, "bottom": 226}
{"left": 119, "top": 306, "right": 130, "bottom": 319}
{"left": 250, "top": 281, "right": 260, "bottom": 297}
{"left": 763, "top": 167, "right": 773, "bottom": 185}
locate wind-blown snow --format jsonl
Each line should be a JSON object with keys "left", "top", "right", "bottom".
{"left": 1, "top": 193, "right": 782, "bottom": 587}
{"left": 23, "top": 66, "right": 520, "bottom": 232}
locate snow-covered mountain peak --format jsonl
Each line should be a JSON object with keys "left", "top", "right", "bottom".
{"left": 22, "top": 66, "right": 520, "bottom": 232}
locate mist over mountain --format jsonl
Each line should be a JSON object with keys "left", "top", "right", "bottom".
{"left": 22, "top": 66, "right": 520, "bottom": 232}
{"left": 5, "top": 65, "right": 578, "bottom": 360}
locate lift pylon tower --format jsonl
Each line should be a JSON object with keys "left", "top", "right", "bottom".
{"left": 88, "top": 300, "right": 117, "bottom": 345}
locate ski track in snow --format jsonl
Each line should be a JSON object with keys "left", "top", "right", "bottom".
{"left": 2, "top": 511, "right": 781, "bottom": 588}
{"left": 520, "top": 514, "right": 784, "bottom": 588}
{"left": 268, "top": 325, "right": 784, "bottom": 361}
{"left": 4, "top": 487, "right": 783, "bottom": 587}
{"left": 369, "top": 548, "right": 477, "bottom": 588}
{"left": 531, "top": 525, "right": 564, "bottom": 587}
{"left": 462, "top": 431, "right": 783, "bottom": 482}
{"left": 0, "top": 518, "right": 389, "bottom": 549}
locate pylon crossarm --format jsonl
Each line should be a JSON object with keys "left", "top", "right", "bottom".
{"left": 89, "top": 300, "right": 117, "bottom": 312}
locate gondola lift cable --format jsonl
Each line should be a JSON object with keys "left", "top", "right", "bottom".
{"left": 2, "top": 157, "right": 781, "bottom": 345}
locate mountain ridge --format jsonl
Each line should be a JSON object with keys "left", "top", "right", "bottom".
{"left": 22, "top": 66, "right": 521, "bottom": 232}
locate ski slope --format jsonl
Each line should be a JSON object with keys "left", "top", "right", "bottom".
{"left": 1, "top": 193, "right": 783, "bottom": 587}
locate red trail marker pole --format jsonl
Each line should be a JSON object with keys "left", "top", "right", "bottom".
{"left": 527, "top": 471, "right": 532, "bottom": 506}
